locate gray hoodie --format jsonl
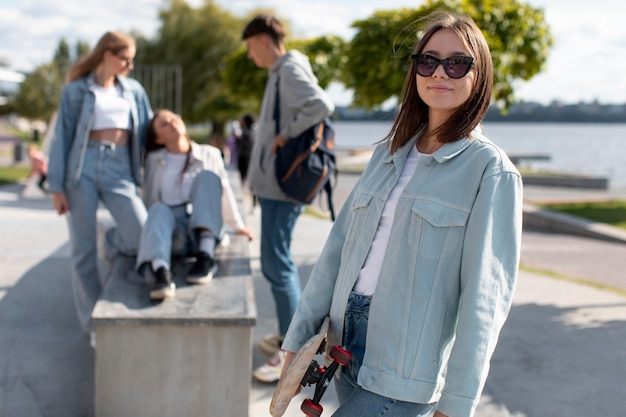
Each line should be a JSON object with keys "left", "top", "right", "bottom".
{"left": 247, "top": 50, "right": 334, "bottom": 201}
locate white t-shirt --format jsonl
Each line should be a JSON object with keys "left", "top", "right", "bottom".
{"left": 91, "top": 84, "right": 131, "bottom": 130}
{"left": 160, "top": 152, "right": 194, "bottom": 206}
{"left": 353, "top": 145, "right": 425, "bottom": 296}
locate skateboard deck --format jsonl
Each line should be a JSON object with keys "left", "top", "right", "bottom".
{"left": 270, "top": 316, "right": 352, "bottom": 417}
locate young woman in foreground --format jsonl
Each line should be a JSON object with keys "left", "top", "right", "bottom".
{"left": 280, "top": 11, "right": 523, "bottom": 417}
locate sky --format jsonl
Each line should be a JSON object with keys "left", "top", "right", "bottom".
{"left": 1, "top": 0, "right": 626, "bottom": 105}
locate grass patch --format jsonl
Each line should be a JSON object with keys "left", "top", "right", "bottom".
{"left": 539, "top": 200, "right": 626, "bottom": 230}
{"left": 0, "top": 122, "right": 34, "bottom": 143}
{"left": 0, "top": 166, "right": 29, "bottom": 187}
{"left": 520, "top": 263, "right": 626, "bottom": 297}
{"left": 338, "top": 164, "right": 367, "bottom": 174}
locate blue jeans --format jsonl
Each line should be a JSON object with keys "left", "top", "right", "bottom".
{"left": 65, "top": 141, "right": 147, "bottom": 333}
{"left": 333, "top": 292, "right": 436, "bottom": 417}
{"left": 136, "top": 170, "right": 224, "bottom": 272}
{"left": 258, "top": 197, "right": 304, "bottom": 336}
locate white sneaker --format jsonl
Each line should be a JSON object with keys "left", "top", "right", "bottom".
{"left": 259, "top": 334, "right": 284, "bottom": 355}
{"left": 253, "top": 351, "right": 285, "bottom": 383}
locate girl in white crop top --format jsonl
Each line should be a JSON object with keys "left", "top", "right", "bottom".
{"left": 47, "top": 31, "right": 153, "bottom": 338}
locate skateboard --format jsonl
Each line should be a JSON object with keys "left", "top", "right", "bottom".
{"left": 270, "top": 316, "right": 352, "bottom": 417}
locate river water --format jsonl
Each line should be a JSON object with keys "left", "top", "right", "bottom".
{"left": 333, "top": 121, "right": 626, "bottom": 186}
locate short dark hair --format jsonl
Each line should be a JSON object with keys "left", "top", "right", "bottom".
{"left": 241, "top": 113, "right": 255, "bottom": 128}
{"left": 241, "top": 14, "right": 285, "bottom": 46}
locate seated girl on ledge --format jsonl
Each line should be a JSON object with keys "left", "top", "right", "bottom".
{"left": 137, "top": 109, "right": 254, "bottom": 300}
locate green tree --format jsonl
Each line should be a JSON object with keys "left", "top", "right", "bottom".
{"left": 11, "top": 62, "right": 63, "bottom": 121}
{"left": 343, "top": 0, "right": 553, "bottom": 109}
{"left": 140, "top": 0, "right": 246, "bottom": 135}
{"left": 54, "top": 39, "right": 72, "bottom": 80}
{"left": 223, "top": 35, "right": 348, "bottom": 115}
{"left": 11, "top": 38, "right": 92, "bottom": 121}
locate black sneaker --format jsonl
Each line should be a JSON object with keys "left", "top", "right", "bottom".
{"left": 187, "top": 252, "right": 217, "bottom": 284}
{"left": 149, "top": 267, "right": 176, "bottom": 300}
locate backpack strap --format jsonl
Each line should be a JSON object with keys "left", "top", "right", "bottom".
{"left": 325, "top": 177, "right": 336, "bottom": 221}
{"left": 273, "top": 76, "right": 280, "bottom": 135}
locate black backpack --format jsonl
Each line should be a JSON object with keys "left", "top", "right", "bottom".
{"left": 273, "top": 77, "right": 336, "bottom": 220}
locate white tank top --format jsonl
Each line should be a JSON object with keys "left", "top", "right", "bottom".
{"left": 91, "top": 84, "right": 131, "bottom": 130}
{"left": 353, "top": 145, "right": 424, "bottom": 296}
{"left": 160, "top": 152, "right": 194, "bottom": 206}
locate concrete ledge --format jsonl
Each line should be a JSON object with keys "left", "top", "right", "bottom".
{"left": 92, "top": 169, "right": 256, "bottom": 417}
{"left": 92, "top": 246, "right": 256, "bottom": 327}
{"left": 523, "top": 203, "right": 626, "bottom": 244}
{"left": 522, "top": 175, "right": 608, "bottom": 189}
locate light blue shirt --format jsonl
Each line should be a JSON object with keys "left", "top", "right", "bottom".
{"left": 282, "top": 129, "right": 523, "bottom": 417}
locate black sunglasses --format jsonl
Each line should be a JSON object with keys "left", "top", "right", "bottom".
{"left": 115, "top": 53, "right": 134, "bottom": 68}
{"left": 411, "top": 54, "right": 474, "bottom": 79}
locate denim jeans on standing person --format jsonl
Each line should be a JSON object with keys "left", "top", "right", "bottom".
{"left": 258, "top": 197, "right": 305, "bottom": 336}
{"left": 65, "top": 141, "right": 147, "bottom": 333}
{"left": 333, "top": 292, "right": 436, "bottom": 417}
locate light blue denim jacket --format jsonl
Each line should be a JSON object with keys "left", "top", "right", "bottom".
{"left": 282, "top": 129, "right": 523, "bottom": 417}
{"left": 47, "top": 73, "right": 153, "bottom": 193}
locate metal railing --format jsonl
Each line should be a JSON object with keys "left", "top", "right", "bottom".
{"left": 131, "top": 64, "right": 183, "bottom": 115}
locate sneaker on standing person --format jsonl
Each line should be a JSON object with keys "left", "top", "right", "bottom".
{"left": 253, "top": 350, "right": 285, "bottom": 383}
{"left": 258, "top": 334, "right": 284, "bottom": 355}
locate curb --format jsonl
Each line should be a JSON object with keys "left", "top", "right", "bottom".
{"left": 523, "top": 203, "right": 626, "bottom": 244}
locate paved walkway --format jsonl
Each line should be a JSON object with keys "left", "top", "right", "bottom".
{"left": 0, "top": 153, "right": 625, "bottom": 415}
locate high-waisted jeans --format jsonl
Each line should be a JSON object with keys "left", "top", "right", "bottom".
{"left": 332, "top": 292, "right": 436, "bottom": 417}
{"left": 65, "top": 141, "right": 147, "bottom": 333}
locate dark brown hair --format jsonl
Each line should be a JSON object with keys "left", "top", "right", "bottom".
{"left": 386, "top": 11, "right": 493, "bottom": 154}
{"left": 145, "top": 109, "right": 193, "bottom": 180}
{"left": 241, "top": 14, "right": 285, "bottom": 46}
{"left": 66, "top": 31, "right": 135, "bottom": 82}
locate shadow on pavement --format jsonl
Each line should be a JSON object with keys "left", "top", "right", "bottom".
{"left": 0, "top": 245, "right": 94, "bottom": 417}
{"left": 489, "top": 292, "right": 626, "bottom": 416}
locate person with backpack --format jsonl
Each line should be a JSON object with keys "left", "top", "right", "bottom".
{"left": 241, "top": 14, "right": 334, "bottom": 382}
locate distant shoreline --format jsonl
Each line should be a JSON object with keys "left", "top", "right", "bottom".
{"left": 333, "top": 101, "right": 626, "bottom": 124}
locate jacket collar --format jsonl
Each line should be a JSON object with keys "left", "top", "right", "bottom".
{"left": 385, "top": 126, "right": 481, "bottom": 165}
{"left": 86, "top": 72, "right": 129, "bottom": 91}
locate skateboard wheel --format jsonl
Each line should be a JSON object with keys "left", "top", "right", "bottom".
{"left": 301, "top": 398, "right": 323, "bottom": 417}
{"left": 330, "top": 345, "right": 352, "bottom": 366}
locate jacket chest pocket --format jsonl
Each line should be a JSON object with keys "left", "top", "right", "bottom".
{"left": 410, "top": 199, "right": 469, "bottom": 259}
{"left": 346, "top": 193, "right": 375, "bottom": 243}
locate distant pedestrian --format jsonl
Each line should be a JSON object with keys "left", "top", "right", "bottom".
{"left": 235, "top": 113, "right": 255, "bottom": 185}
{"left": 24, "top": 144, "right": 48, "bottom": 194}
{"left": 241, "top": 14, "right": 335, "bottom": 382}
{"left": 47, "top": 31, "right": 153, "bottom": 343}
{"left": 280, "top": 11, "right": 523, "bottom": 417}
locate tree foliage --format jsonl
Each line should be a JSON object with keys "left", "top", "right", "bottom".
{"left": 11, "top": 63, "right": 62, "bottom": 121}
{"left": 343, "top": 0, "right": 553, "bottom": 109}
{"left": 139, "top": 0, "right": 245, "bottom": 129}
{"left": 11, "top": 0, "right": 552, "bottom": 124}
{"left": 10, "top": 39, "right": 84, "bottom": 121}
{"left": 222, "top": 35, "right": 348, "bottom": 115}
